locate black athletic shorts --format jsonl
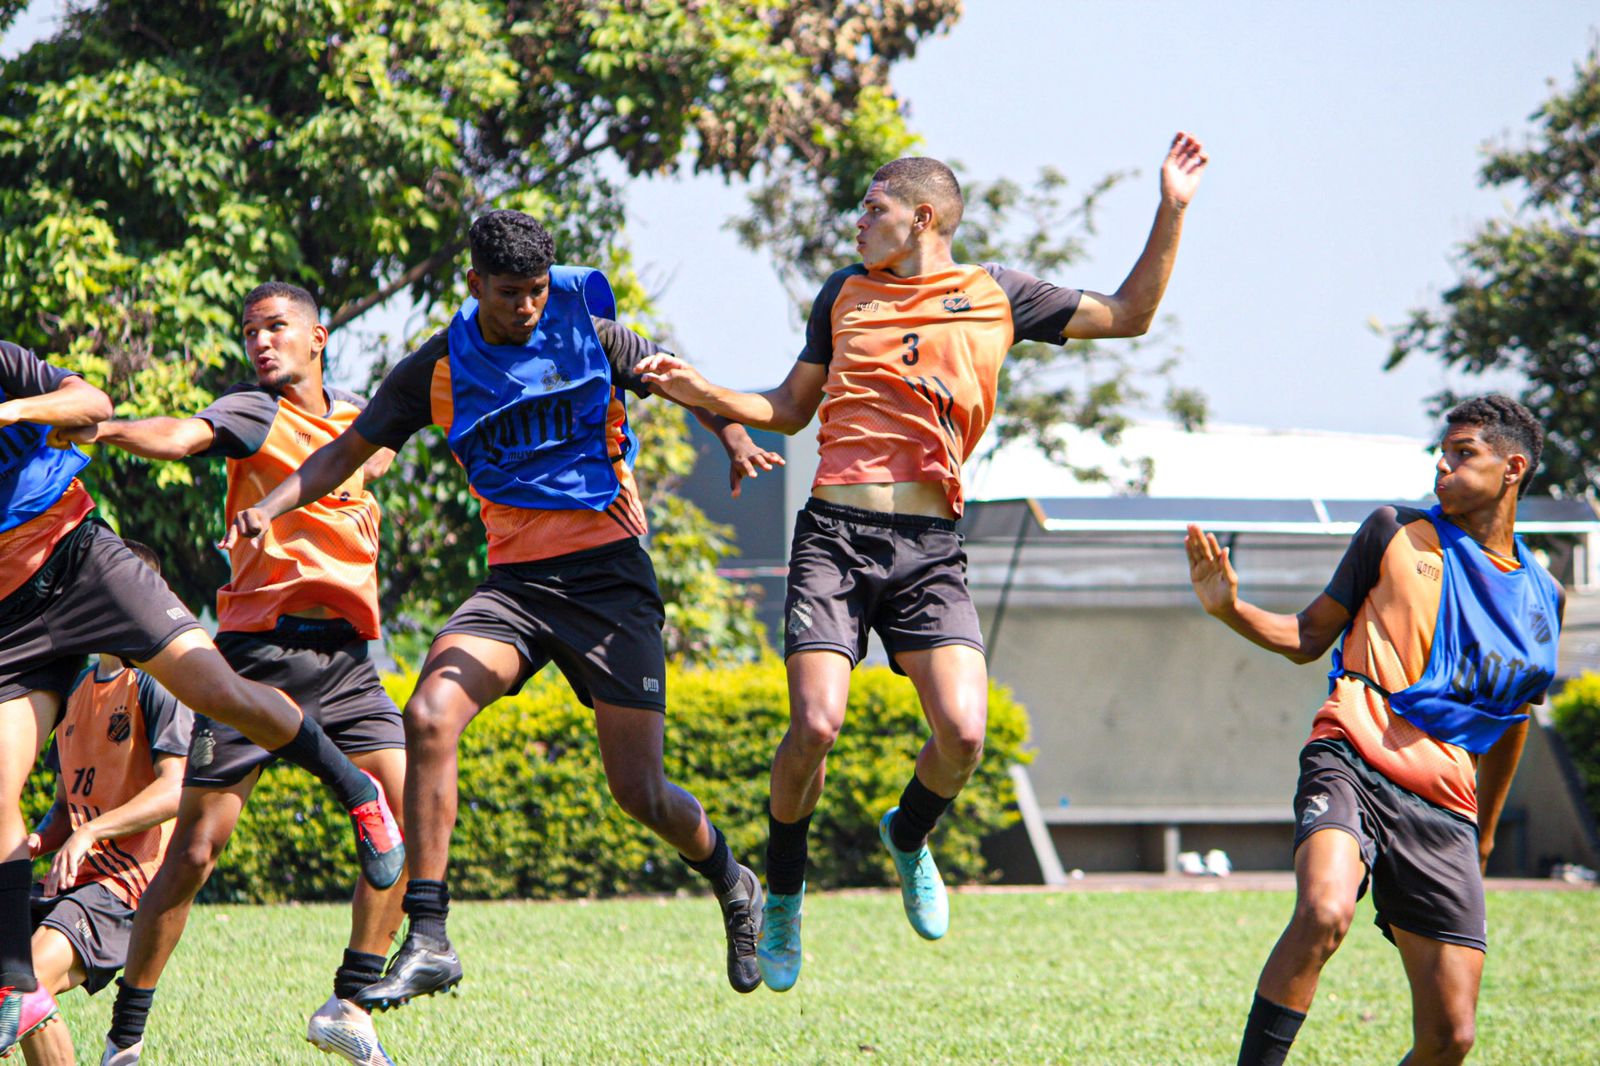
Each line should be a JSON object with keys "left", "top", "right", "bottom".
{"left": 782, "top": 498, "right": 984, "bottom": 673}
{"left": 435, "top": 537, "right": 667, "bottom": 711}
{"left": 31, "top": 881, "right": 135, "bottom": 994}
{"left": 184, "top": 616, "right": 404, "bottom": 788}
{"left": 0, "top": 519, "right": 204, "bottom": 704}
{"left": 1293, "top": 738, "right": 1488, "bottom": 952}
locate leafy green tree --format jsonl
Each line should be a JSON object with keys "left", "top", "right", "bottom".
{"left": 1386, "top": 45, "right": 1600, "bottom": 494}
{"left": 737, "top": 163, "right": 1207, "bottom": 493}
{"left": 0, "top": 0, "right": 958, "bottom": 641}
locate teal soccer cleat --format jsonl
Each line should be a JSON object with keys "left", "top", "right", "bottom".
{"left": 879, "top": 807, "right": 949, "bottom": 940}
{"left": 756, "top": 884, "right": 805, "bottom": 992}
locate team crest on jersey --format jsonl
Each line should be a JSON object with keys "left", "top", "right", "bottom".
{"left": 1530, "top": 609, "right": 1553, "bottom": 644}
{"left": 941, "top": 290, "right": 972, "bottom": 313}
{"left": 106, "top": 709, "right": 132, "bottom": 743}
{"left": 1300, "top": 792, "right": 1330, "bottom": 826}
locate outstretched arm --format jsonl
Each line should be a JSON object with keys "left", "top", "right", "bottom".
{"left": 221, "top": 426, "right": 379, "bottom": 548}
{"left": 1187, "top": 524, "right": 1349, "bottom": 664}
{"left": 638, "top": 355, "right": 828, "bottom": 436}
{"left": 0, "top": 375, "right": 112, "bottom": 429}
{"left": 1475, "top": 717, "right": 1530, "bottom": 873}
{"left": 686, "top": 407, "right": 786, "bottom": 498}
{"left": 53, "top": 415, "right": 217, "bottom": 460}
{"left": 43, "top": 752, "right": 186, "bottom": 897}
{"left": 1066, "top": 132, "right": 1209, "bottom": 340}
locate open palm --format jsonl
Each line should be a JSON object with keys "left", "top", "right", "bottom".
{"left": 1185, "top": 523, "right": 1237, "bottom": 616}
{"left": 1161, "top": 132, "right": 1208, "bottom": 207}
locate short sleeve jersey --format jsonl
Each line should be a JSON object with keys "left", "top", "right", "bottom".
{"left": 196, "top": 384, "right": 382, "bottom": 638}
{"left": 0, "top": 342, "right": 96, "bottom": 601}
{"left": 1308, "top": 506, "right": 1566, "bottom": 818}
{"left": 48, "top": 667, "right": 192, "bottom": 907}
{"left": 351, "top": 318, "right": 656, "bottom": 565}
{"left": 798, "top": 263, "right": 1081, "bottom": 515}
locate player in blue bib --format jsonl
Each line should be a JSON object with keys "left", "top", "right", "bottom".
{"left": 1187, "top": 395, "right": 1565, "bottom": 1066}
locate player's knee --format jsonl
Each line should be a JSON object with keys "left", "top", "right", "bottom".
{"left": 787, "top": 714, "right": 842, "bottom": 760}
{"left": 608, "top": 775, "right": 670, "bottom": 828}
{"left": 1416, "top": 1016, "right": 1475, "bottom": 1062}
{"left": 1291, "top": 894, "right": 1353, "bottom": 954}
{"left": 403, "top": 690, "right": 458, "bottom": 749}
{"left": 933, "top": 721, "right": 985, "bottom": 769}
{"left": 170, "top": 833, "right": 225, "bottom": 886}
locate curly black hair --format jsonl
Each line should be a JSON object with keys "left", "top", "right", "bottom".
{"left": 1445, "top": 394, "right": 1544, "bottom": 496}
{"left": 469, "top": 210, "right": 556, "bottom": 279}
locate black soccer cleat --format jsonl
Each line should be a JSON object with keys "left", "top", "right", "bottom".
{"left": 718, "top": 863, "right": 764, "bottom": 994}
{"left": 353, "top": 932, "right": 463, "bottom": 1013}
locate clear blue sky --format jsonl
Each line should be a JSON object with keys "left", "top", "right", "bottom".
{"left": 7, "top": 2, "right": 1596, "bottom": 437}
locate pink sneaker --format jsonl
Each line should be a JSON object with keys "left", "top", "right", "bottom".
{"left": 0, "top": 986, "right": 57, "bottom": 1058}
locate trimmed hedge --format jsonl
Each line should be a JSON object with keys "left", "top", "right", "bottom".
{"left": 1552, "top": 671, "right": 1600, "bottom": 828}
{"left": 166, "top": 658, "right": 1028, "bottom": 902}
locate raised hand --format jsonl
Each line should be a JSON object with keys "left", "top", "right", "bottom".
{"left": 637, "top": 353, "right": 717, "bottom": 408}
{"left": 1185, "top": 523, "right": 1238, "bottom": 617}
{"left": 1160, "top": 131, "right": 1208, "bottom": 208}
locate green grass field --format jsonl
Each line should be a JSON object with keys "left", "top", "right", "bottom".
{"left": 46, "top": 888, "right": 1598, "bottom": 1065}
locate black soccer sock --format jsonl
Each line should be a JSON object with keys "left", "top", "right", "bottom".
{"left": 334, "top": 948, "right": 388, "bottom": 1002}
{"left": 270, "top": 717, "right": 375, "bottom": 811}
{"left": 889, "top": 772, "right": 955, "bottom": 853}
{"left": 681, "top": 826, "right": 741, "bottom": 898}
{"left": 403, "top": 879, "right": 450, "bottom": 942}
{"left": 108, "top": 979, "right": 156, "bottom": 1050}
{"left": 0, "top": 859, "right": 36, "bottom": 993}
{"left": 1237, "top": 992, "right": 1306, "bottom": 1066}
{"left": 765, "top": 812, "right": 811, "bottom": 897}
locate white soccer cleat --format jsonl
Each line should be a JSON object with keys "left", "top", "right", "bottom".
{"left": 307, "top": 995, "right": 396, "bottom": 1066}
{"left": 100, "top": 1039, "right": 142, "bottom": 1065}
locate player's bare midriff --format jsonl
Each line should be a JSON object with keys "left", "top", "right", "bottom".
{"left": 812, "top": 479, "right": 955, "bottom": 519}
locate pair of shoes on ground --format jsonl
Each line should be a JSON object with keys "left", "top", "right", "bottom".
{"left": 758, "top": 807, "right": 949, "bottom": 992}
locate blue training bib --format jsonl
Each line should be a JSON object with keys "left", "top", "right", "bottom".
{"left": 0, "top": 385, "right": 89, "bottom": 534}
{"left": 1330, "top": 506, "right": 1561, "bottom": 754}
{"left": 445, "top": 266, "right": 637, "bottom": 511}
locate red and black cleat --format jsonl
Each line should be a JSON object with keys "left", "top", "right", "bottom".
{"left": 348, "top": 769, "right": 404, "bottom": 890}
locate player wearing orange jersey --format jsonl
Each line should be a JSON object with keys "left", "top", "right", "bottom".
{"left": 14, "top": 542, "right": 192, "bottom": 1065}
{"left": 63, "top": 283, "right": 406, "bottom": 1065}
{"left": 0, "top": 341, "right": 399, "bottom": 1062}
{"left": 638, "top": 133, "right": 1208, "bottom": 989}
{"left": 1187, "top": 397, "right": 1560, "bottom": 1066}
{"left": 224, "top": 211, "right": 782, "bottom": 1011}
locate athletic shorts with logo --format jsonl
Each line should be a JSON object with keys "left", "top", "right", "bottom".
{"left": 1293, "top": 737, "right": 1487, "bottom": 952}
{"left": 30, "top": 881, "right": 135, "bottom": 994}
{"left": 0, "top": 519, "right": 203, "bottom": 704}
{"left": 783, "top": 498, "right": 984, "bottom": 674}
{"left": 436, "top": 537, "right": 668, "bottom": 711}
{"left": 184, "top": 616, "right": 403, "bottom": 788}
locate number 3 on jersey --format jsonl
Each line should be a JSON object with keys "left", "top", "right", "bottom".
{"left": 900, "top": 332, "right": 920, "bottom": 366}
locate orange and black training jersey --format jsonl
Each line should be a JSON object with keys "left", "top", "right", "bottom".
{"left": 798, "top": 262, "right": 1081, "bottom": 515}
{"left": 45, "top": 666, "right": 193, "bottom": 908}
{"left": 0, "top": 342, "right": 95, "bottom": 602}
{"left": 197, "top": 385, "right": 382, "bottom": 638}
{"left": 1309, "top": 506, "right": 1566, "bottom": 818}
{"left": 351, "top": 318, "right": 657, "bottom": 565}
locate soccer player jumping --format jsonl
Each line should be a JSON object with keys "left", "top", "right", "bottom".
{"left": 64, "top": 283, "right": 406, "bottom": 1065}
{"left": 225, "top": 211, "right": 782, "bottom": 1006}
{"left": 1188, "top": 396, "right": 1561, "bottom": 1066}
{"left": 638, "top": 132, "right": 1208, "bottom": 989}
{"left": 0, "top": 341, "right": 400, "bottom": 1060}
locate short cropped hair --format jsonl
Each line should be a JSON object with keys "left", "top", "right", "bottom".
{"left": 469, "top": 210, "right": 556, "bottom": 279}
{"left": 1445, "top": 394, "right": 1544, "bottom": 496}
{"left": 871, "top": 157, "right": 964, "bottom": 235}
{"left": 242, "top": 282, "right": 319, "bottom": 324}
{"left": 122, "top": 539, "right": 162, "bottom": 575}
